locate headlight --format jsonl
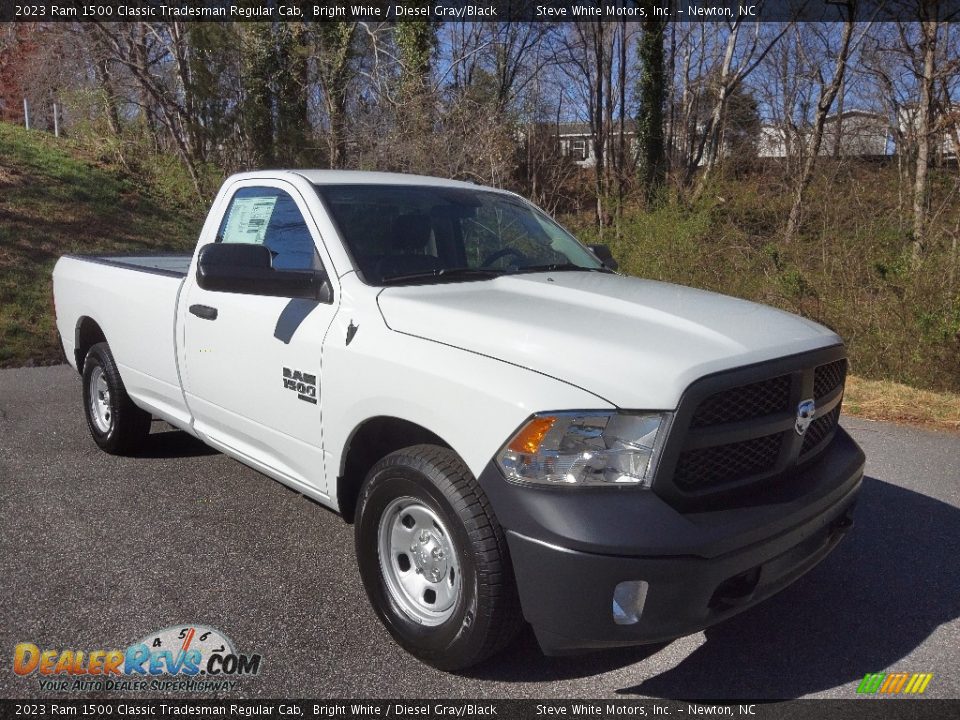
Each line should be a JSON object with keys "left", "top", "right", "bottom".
{"left": 496, "top": 411, "right": 670, "bottom": 488}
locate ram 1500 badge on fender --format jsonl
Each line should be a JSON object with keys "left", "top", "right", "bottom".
{"left": 53, "top": 171, "right": 864, "bottom": 670}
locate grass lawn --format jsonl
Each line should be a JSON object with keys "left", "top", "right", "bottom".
{"left": 0, "top": 122, "right": 204, "bottom": 367}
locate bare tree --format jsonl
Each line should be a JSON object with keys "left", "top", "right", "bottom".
{"left": 688, "top": 19, "right": 792, "bottom": 198}
{"left": 784, "top": 6, "right": 860, "bottom": 242}
{"left": 910, "top": 17, "right": 941, "bottom": 260}
{"left": 556, "top": 22, "right": 630, "bottom": 228}
{"left": 311, "top": 22, "right": 359, "bottom": 168}
{"left": 637, "top": 15, "right": 667, "bottom": 204}
{"left": 92, "top": 22, "right": 207, "bottom": 195}
{"left": 444, "top": 22, "right": 554, "bottom": 114}
{"left": 862, "top": 15, "right": 958, "bottom": 262}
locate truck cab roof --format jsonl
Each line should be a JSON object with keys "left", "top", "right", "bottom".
{"left": 229, "top": 169, "right": 487, "bottom": 191}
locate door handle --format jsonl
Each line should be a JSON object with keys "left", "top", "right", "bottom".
{"left": 189, "top": 304, "right": 218, "bottom": 321}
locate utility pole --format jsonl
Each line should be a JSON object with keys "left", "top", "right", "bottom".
{"left": 23, "top": 98, "right": 30, "bottom": 130}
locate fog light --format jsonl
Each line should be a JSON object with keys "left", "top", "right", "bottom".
{"left": 612, "top": 581, "right": 649, "bottom": 625}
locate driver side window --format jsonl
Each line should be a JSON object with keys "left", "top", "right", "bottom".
{"left": 218, "top": 187, "right": 321, "bottom": 271}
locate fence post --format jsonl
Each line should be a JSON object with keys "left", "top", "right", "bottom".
{"left": 53, "top": 103, "right": 59, "bottom": 137}
{"left": 23, "top": 98, "right": 30, "bottom": 130}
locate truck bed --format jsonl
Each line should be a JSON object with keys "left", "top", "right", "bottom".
{"left": 65, "top": 253, "right": 192, "bottom": 278}
{"left": 53, "top": 253, "right": 192, "bottom": 430}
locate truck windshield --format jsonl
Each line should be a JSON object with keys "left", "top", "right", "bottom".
{"left": 314, "top": 184, "right": 605, "bottom": 285}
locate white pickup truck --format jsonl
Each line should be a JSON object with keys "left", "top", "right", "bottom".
{"left": 53, "top": 170, "right": 864, "bottom": 670}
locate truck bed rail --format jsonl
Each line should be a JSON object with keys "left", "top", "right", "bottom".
{"left": 64, "top": 253, "right": 191, "bottom": 278}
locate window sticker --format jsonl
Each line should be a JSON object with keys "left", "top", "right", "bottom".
{"left": 221, "top": 196, "right": 278, "bottom": 245}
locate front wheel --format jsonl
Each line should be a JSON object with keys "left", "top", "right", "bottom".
{"left": 81, "top": 342, "right": 151, "bottom": 455}
{"left": 354, "top": 445, "right": 522, "bottom": 671}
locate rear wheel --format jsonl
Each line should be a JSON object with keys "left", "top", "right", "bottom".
{"left": 81, "top": 342, "right": 151, "bottom": 455}
{"left": 354, "top": 444, "right": 522, "bottom": 670}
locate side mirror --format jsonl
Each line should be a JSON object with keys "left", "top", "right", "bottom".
{"left": 588, "top": 243, "right": 619, "bottom": 271}
{"left": 196, "top": 243, "right": 331, "bottom": 302}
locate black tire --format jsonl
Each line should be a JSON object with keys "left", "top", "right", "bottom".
{"left": 81, "top": 342, "right": 151, "bottom": 455}
{"left": 354, "top": 444, "right": 522, "bottom": 671}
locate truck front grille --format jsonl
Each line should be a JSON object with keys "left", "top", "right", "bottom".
{"left": 690, "top": 375, "right": 791, "bottom": 428}
{"left": 801, "top": 404, "right": 842, "bottom": 455}
{"left": 655, "top": 349, "right": 848, "bottom": 509}
{"left": 814, "top": 359, "right": 847, "bottom": 399}
{"left": 674, "top": 433, "right": 782, "bottom": 492}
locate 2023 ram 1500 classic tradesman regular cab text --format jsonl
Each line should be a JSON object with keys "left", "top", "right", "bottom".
{"left": 53, "top": 171, "right": 864, "bottom": 670}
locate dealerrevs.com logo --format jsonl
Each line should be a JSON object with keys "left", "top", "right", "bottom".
{"left": 13, "top": 624, "right": 262, "bottom": 693}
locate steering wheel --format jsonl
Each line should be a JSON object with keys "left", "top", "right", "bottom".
{"left": 481, "top": 247, "right": 529, "bottom": 267}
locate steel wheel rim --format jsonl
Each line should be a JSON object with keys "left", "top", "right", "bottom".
{"left": 88, "top": 365, "right": 112, "bottom": 433}
{"left": 377, "top": 496, "right": 461, "bottom": 626}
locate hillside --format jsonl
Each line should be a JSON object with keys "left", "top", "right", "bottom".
{"left": 0, "top": 122, "right": 957, "bottom": 430}
{"left": 0, "top": 122, "right": 205, "bottom": 367}
{"left": 568, "top": 161, "right": 960, "bottom": 396}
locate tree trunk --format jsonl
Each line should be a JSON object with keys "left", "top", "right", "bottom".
{"left": 785, "top": 12, "right": 855, "bottom": 242}
{"left": 831, "top": 72, "right": 846, "bottom": 158}
{"left": 318, "top": 22, "right": 356, "bottom": 168}
{"left": 690, "top": 21, "right": 790, "bottom": 199}
{"left": 275, "top": 23, "right": 311, "bottom": 165}
{"left": 95, "top": 23, "right": 205, "bottom": 197}
{"left": 949, "top": 223, "right": 958, "bottom": 305}
{"left": 691, "top": 22, "right": 740, "bottom": 198}
{"left": 615, "top": 19, "right": 627, "bottom": 226}
{"left": 912, "top": 19, "right": 939, "bottom": 263}
{"left": 94, "top": 58, "right": 121, "bottom": 137}
{"left": 637, "top": 16, "right": 667, "bottom": 205}
{"left": 687, "top": 26, "right": 740, "bottom": 197}
{"left": 592, "top": 22, "right": 607, "bottom": 229}
{"left": 242, "top": 24, "right": 277, "bottom": 167}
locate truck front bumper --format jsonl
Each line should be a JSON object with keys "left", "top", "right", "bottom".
{"left": 478, "top": 427, "right": 865, "bottom": 654}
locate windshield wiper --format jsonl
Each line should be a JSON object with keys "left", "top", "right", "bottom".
{"left": 380, "top": 267, "right": 503, "bottom": 285}
{"left": 509, "top": 263, "right": 614, "bottom": 275}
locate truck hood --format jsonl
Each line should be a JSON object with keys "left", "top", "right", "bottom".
{"left": 376, "top": 272, "right": 840, "bottom": 409}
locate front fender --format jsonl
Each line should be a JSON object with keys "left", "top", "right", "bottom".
{"left": 321, "top": 306, "right": 613, "bottom": 491}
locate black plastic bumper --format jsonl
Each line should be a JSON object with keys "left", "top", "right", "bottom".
{"left": 477, "top": 427, "right": 865, "bottom": 654}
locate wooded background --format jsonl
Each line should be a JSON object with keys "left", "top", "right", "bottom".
{"left": 1, "top": 14, "right": 959, "bottom": 391}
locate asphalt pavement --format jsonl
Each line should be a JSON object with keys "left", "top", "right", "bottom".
{"left": 1, "top": 365, "right": 958, "bottom": 699}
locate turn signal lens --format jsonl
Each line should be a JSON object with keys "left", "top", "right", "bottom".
{"left": 507, "top": 416, "right": 557, "bottom": 454}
